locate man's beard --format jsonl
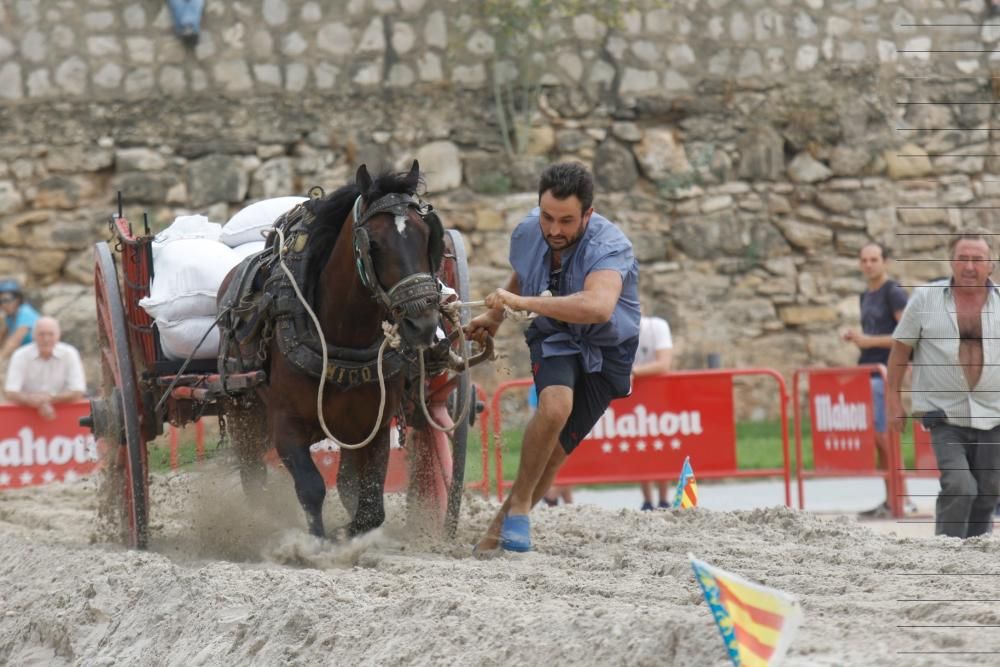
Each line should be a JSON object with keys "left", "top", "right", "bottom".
{"left": 545, "top": 224, "right": 586, "bottom": 251}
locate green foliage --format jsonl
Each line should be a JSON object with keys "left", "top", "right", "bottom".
{"left": 656, "top": 169, "right": 703, "bottom": 199}
{"left": 476, "top": 0, "right": 635, "bottom": 159}
{"left": 472, "top": 171, "right": 513, "bottom": 195}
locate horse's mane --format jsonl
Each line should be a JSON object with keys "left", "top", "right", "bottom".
{"left": 302, "top": 169, "right": 422, "bottom": 297}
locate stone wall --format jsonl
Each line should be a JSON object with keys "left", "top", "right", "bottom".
{"left": 0, "top": 0, "right": 997, "bottom": 416}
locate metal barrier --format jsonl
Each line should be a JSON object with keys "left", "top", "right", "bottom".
{"left": 488, "top": 369, "right": 792, "bottom": 505}
{"left": 792, "top": 365, "right": 902, "bottom": 518}
{"left": 470, "top": 384, "right": 492, "bottom": 498}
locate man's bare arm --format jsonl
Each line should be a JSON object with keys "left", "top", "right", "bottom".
{"left": 0, "top": 325, "right": 29, "bottom": 359}
{"left": 633, "top": 349, "right": 672, "bottom": 377}
{"left": 886, "top": 340, "right": 913, "bottom": 433}
{"left": 5, "top": 390, "right": 38, "bottom": 407}
{"left": 513, "top": 270, "right": 622, "bottom": 324}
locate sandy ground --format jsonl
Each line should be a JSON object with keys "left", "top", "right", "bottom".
{"left": 1, "top": 462, "right": 999, "bottom": 667}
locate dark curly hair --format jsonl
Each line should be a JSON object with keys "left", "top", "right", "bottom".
{"left": 538, "top": 162, "right": 594, "bottom": 212}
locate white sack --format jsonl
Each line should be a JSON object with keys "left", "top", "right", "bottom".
{"left": 139, "top": 239, "right": 241, "bottom": 322}
{"left": 231, "top": 240, "right": 266, "bottom": 259}
{"left": 220, "top": 196, "right": 307, "bottom": 247}
{"left": 156, "top": 316, "right": 220, "bottom": 361}
{"left": 152, "top": 214, "right": 221, "bottom": 246}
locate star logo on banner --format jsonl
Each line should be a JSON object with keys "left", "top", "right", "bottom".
{"left": 42, "top": 470, "right": 56, "bottom": 483}
{"left": 670, "top": 438, "right": 681, "bottom": 451}
{"left": 824, "top": 437, "right": 831, "bottom": 451}
{"left": 19, "top": 471, "right": 33, "bottom": 485}
{"left": 0, "top": 472, "right": 10, "bottom": 486}
{"left": 636, "top": 441, "right": 647, "bottom": 452}
{"left": 601, "top": 442, "right": 613, "bottom": 454}
{"left": 653, "top": 440, "right": 665, "bottom": 451}
{"left": 64, "top": 470, "right": 79, "bottom": 483}
{"left": 619, "top": 441, "right": 630, "bottom": 453}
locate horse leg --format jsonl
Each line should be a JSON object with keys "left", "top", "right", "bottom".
{"left": 336, "top": 450, "right": 359, "bottom": 519}
{"left": 341, "top": 430, "right": 390, "bottom": 537}
{"left": 222, "top": 395, "right": 269, "bottom": 501}
{"left": 278, "top": 442, "right": 327, "bottom": 538}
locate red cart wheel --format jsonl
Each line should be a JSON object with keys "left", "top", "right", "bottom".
{"left": 406, "top": 230, "right": 472, "bottom": 537}
{"left": 91, "top": 241, "right": 149, "bottom": 549}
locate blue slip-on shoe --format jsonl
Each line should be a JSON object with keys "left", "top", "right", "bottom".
{"left": 657, "top": 500, "right": 671, "bottom": 510}
{"left": 500, "top": 514, "right": 532, "bottom": 552}
{"left": 641, "top": 501, "right": 654, "bottom": 512}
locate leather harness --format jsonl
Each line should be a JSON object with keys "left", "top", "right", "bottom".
{"left": 217, "top": 191, "right": 447, "bottom": 390}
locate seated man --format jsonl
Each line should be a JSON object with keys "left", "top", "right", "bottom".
{"left": 4, "top": 317, "right": 86, "bottom": 420}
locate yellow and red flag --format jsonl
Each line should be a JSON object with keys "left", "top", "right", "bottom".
{"left": 672, "top": 456, "right": 698, "bottom": 508}
{"left": 689, "top": 554, "right": 803, "bottom": 666}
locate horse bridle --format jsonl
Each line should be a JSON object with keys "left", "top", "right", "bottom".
{"left": 351, "top": 192, "right": 442, "bottom": 321}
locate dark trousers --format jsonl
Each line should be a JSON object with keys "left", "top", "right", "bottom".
{"left": 929, "top": 421, "right": 1000, "bottom": 538}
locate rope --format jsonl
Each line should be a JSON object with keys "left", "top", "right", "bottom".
{"left": 416, "top": 308, "right": 472, "bottom": 434}
{"left": 274, "top": 226, "right": 392, "bottom": 450}
{"left": 449, "top": 294, "right": 542, "bottom": 322}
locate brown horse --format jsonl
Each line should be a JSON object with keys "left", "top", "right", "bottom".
{"left": 219, "top": 161, "right": 445, "bottom": 539}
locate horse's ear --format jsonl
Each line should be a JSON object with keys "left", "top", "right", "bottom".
{"left": 405, "top": 159, "right": 420, "bottom": 191}
{"left": 356, "top": 164, "right": 373, "bottom": 194}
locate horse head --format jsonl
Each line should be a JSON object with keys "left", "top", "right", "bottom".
{"left": 351, "top": 159, "right": 445, "bottom": 351}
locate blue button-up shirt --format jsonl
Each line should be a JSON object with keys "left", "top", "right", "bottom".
{"left": 509, "top": 208, "right": 640, "bottom": 373}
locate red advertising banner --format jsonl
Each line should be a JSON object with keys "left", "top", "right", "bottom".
{"left": 0, "top": 401, "right": 101, "bottom": 489}
{"left": 913, "top": 421, "right": 937, "bottom": 472}
{"left": 807, "top": 371, "right": 877, "bottom": 472}
{"left": 554, "top": 373, "right": 736, "bottom": 485}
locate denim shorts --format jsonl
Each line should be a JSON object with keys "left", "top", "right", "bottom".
{"left": 870, "top": 375, "right": 886, "bottom": 433}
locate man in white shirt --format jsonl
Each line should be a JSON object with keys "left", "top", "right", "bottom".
{"left": 633, "top": 313, "right": 674, "bottom": 510}
{"left": 888, "top": 231, "right": 1000, "bottom": 538}
{"left": 4, "top": 317, "right": 86, "bottom": 421}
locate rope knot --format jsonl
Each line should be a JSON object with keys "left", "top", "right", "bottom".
{"left": 382, "top": 321, "right": 403, "bottom": 349}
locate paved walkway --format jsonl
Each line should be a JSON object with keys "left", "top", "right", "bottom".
{"left": 569, "top": 476, "right": 944, "bottom": 538}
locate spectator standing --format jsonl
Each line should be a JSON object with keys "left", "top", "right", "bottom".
{"left": 4, "top": 317, "right": 86, "bottom": 421}
{"left": 0, "top": 279, "right": 40, "bottom": 361}
{"left": 888, "top": 231, "right": 1000, "bottom": 538}
{"left": 633, "top": 311, "right": 674, "bottom": 510}
{"left": 840, "top": 243, "right": 915, "bottom": 518}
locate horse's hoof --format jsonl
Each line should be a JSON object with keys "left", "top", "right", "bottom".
{"left": 329, "top": 525, "right": 354, "bottom": 543}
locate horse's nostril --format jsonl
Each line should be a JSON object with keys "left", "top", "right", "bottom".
{"left": 400, "top": 313, "right": 438, "bottom": 347}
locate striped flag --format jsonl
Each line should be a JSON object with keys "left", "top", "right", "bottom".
{"left": 689, "top": 554, "right": 803, "bottom": 667}
{"left": 672, "top": 456, "right": 698, "bottom": 508}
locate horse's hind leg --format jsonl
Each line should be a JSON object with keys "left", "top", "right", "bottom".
{"left": 222, "top": 395, "right": 268, "bottom": 501}
{"left": 278, "top": 443, "right": 327, "bottom": 538}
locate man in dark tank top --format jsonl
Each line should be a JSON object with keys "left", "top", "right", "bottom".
{"left": 840, "top": 242, "right": 911, "bottom": 518}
